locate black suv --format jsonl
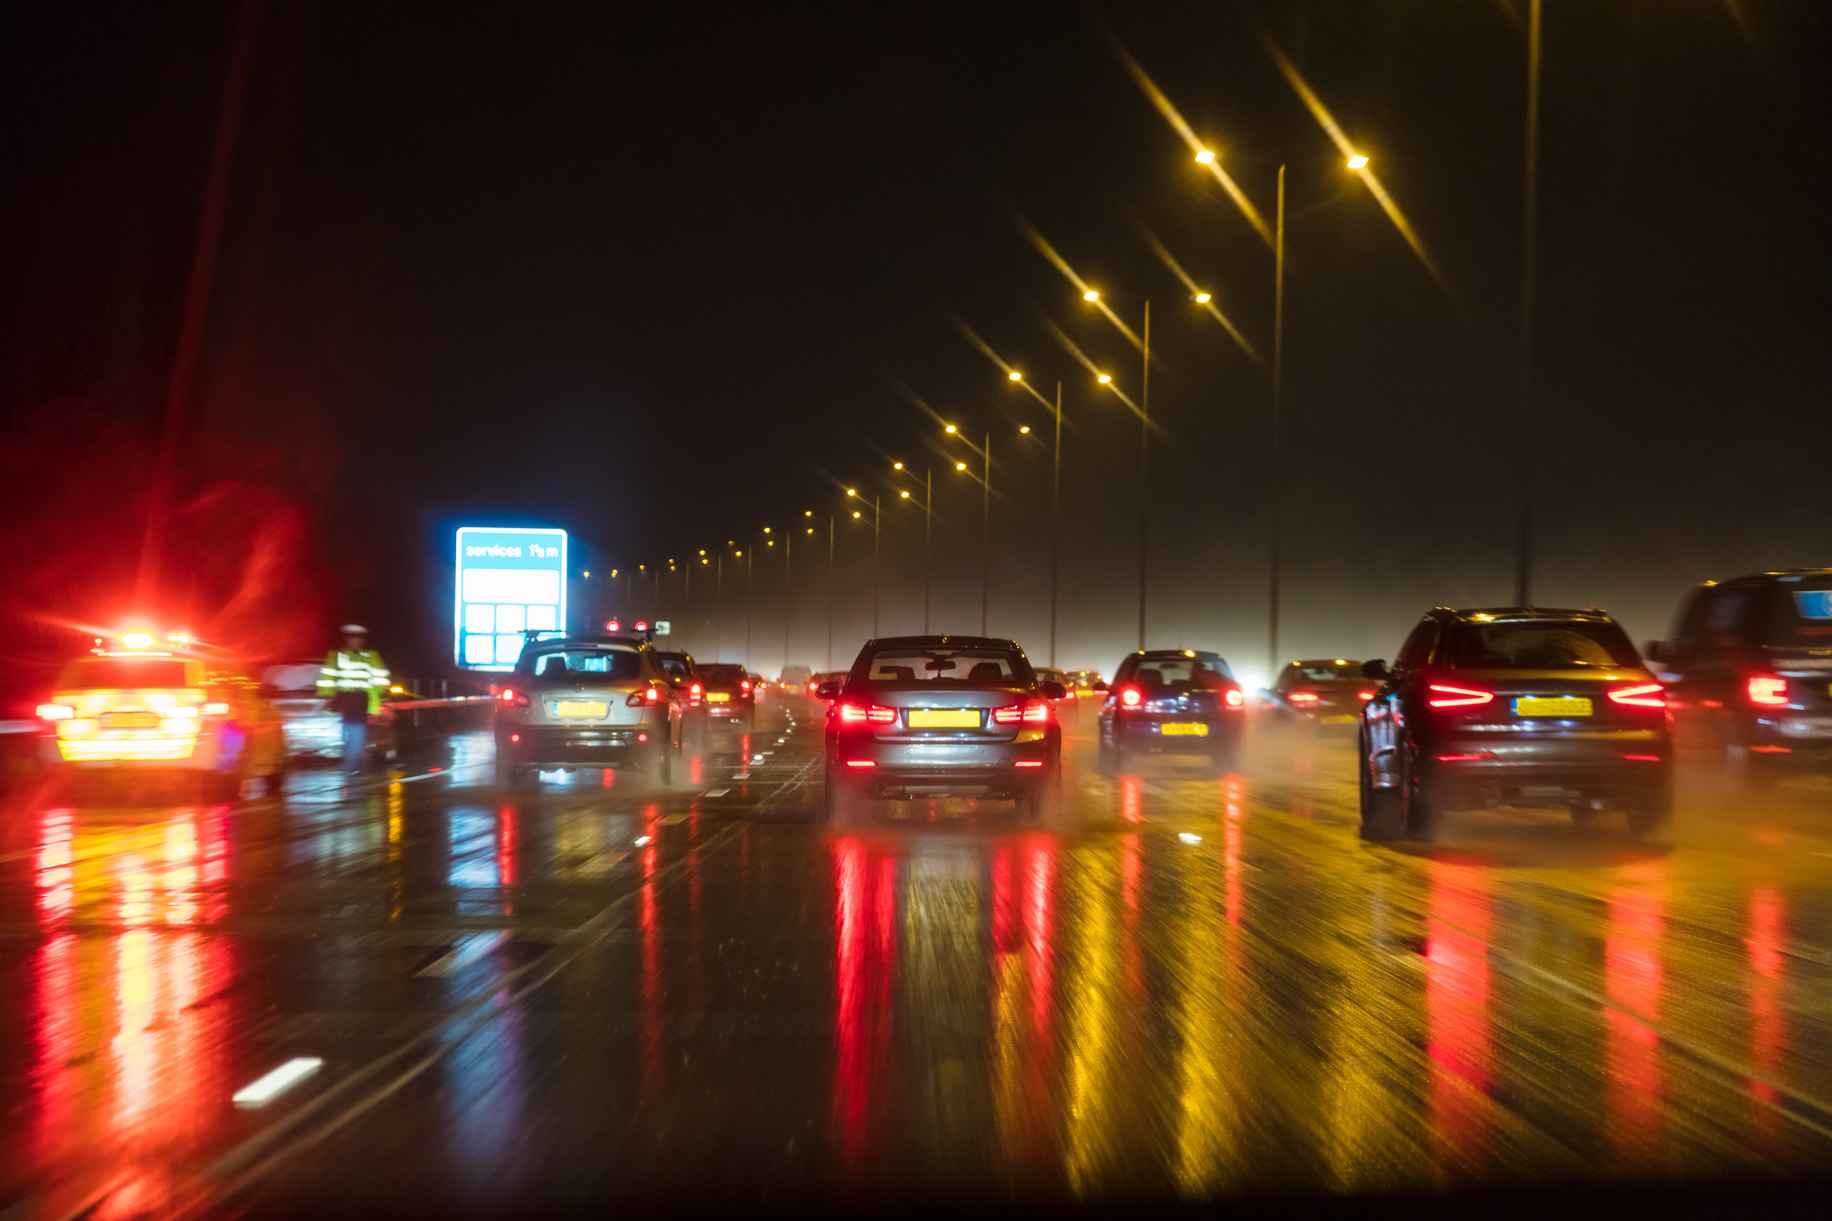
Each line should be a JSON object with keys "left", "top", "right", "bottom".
{"left": 1359, "top": 607, "right": 1672, "bottom": 840}
{"left": 1647, "top": 570, "right": 1832, "bottom": 784}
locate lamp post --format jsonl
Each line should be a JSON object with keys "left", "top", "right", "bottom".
{"left": 892, "top": 461, "right": 933, "bottom": 633}
{"left": 844, "top": 486, "right": 882, "bottom": 639}
{"left": 1009, "top": 372, "right": 1064, "bottom": 666}
{"left": 1082, "top": 289, "right": 1150, "bottom": 650}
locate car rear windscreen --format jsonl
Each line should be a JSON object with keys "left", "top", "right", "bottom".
{"left": 1441, "top": 621, "right": 1640, "bottom": 669}
{"left": 526, "top": 649, "right": 642, "bottom": 681}
{"left": 59, "top": 659, "right": 191, "bottom": 689}
{"left": 1117, "top": 656, "right": 1234, "bottom": 691}
{"left": 1773, "top": 580, "right": 1832, "bottom": 643}
{"left": 698, "top": 664, "right": 747, "bottom": 684}
{"left": 1287, "top": 664, "right": 1361, "bottom": 684}
{"left": 859, "top": 648, "right": 1029, "bottom": 685}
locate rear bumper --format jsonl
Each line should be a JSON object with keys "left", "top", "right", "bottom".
{"left": 1110, "top": 716, "right": 1242, "bottom": 751}
{"left": 1750, "top": 715, "right": 1832, "bottom": 765}
{"left": 1425, "top": 731, "right": 1672, "bottom": 800}
{"left": 41, "top": 726, "right": 238, "bottom": 772}
{"left": 497, "top": 726, "right": 661, "bottom": 768}
{"left": 830, "top": 735, "right": 1058, "bottom": 797}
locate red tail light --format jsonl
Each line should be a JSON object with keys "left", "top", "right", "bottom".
{"left": 1223, "top": 687, "right": 1245, "bottom": 709}
{"left": 740, "top": 679, "right": 752, "bottom": 694}
{"left": 1426, "top": 682, "right": 1495, "bottom": 709}
{"left": 690, "top": 681, "right": 702, "bottom": 697}
{"left": 1607, "top": 683, "right": 1668, "bottom": 710}
{"left": 838, "top": 702, "right": 897, "bottom": 725}
{"left": 498, "top": 688, "right": 530, "bottom": 709}
{"left": 1118, "top": 685, "right": 1143, "bottom": 708}
{"left": 627, "top": 685, "right": 662, "bottom": 708}
{"left": 993, "top": 701, "right": 1050, "bottom": 725}
{"left": 1747, "top": 674, "right": 1789, "bottom": 707}
{"left": 1358, "top": 689, "right": 1375, "bottom": 701}
{"left": 1287, "top": 691, "right": 1320, "bottom": 705}
{"left": 1436, "top": 752, "right": 1496, "bottom": 763}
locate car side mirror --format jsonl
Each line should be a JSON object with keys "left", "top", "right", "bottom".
{"left": 1360, "top": 659, "right": 1391, "bottom": 682}
{"left": 1092, "top": 680, "right": 1109, "bottom": 692}
{"left": 1038, "top": 680, "right": 1067, "bottom": 700}
{"left": 815, "top": 680, "right": 841, "bottom": 701}
{"left": 1644, "top": 640, "right": 1669, "bottom": 664}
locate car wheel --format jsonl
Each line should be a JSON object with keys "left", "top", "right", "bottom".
{"left": 1020, "top": 763, "right": 1062, "bottom": 821}
{"left": 1625, "top": 785, "right": 1673, "bottom": 838}
{"left": 821, "top": 762, "right": 856, "bottom": 824}
{"left": 655, "top": 739, "right": 674, "bottom": 789}
{"left": 1358, "top": 737, "right": 1406, "bottom": 842}
{"left": 1401, "top": 747, "right": 1441, "bottom": 839}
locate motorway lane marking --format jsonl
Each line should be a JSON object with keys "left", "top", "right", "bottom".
{"left": 180, "top": 752, "right": 824, "bottom": 1216}
{"left": 413, "top": 931, "right": 510, "bottom": 978}
{"left": 704, "top": 788, "right": 730, "bottom": 798}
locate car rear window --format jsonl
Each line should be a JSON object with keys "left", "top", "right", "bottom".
{"left": 1772, "top": 580, "right": 1832, "bottom": 643}
{"left": 1440, "top": 620, "right": 1640, "bottom": 669}
{"left": 1285, "top": 663, "right": 1361, "bottom": 684}
{"left": 1115, "top": 655, "right": 1234, "bottom": 690}
{"left": 58, "top": 659, "right": 193, "bottom": 689}
{"left": 857, "top": 648, "right": 1031, "bottom": 686}
{"left": 524, "top": 649, "right": 642, "bottom": 680}
{"left": 698, "top": 664, "right": 747, "bottom": 684}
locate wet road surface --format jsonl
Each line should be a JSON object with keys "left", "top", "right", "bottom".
{"left": 5, "top": 700, "right": 1832, "bottom": 1214}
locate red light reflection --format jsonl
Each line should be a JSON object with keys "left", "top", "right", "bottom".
{"left": 1604, "top": 869, "right": 1667, "bottom": 1155}
{"left": 831, "top": 837, "right": 897, "bottom": 1165}
{"left": 1747, "top": 887, "right": 1785, "bottom": 1117}
{"left": 1425, "top": 864, "right": 1492, "bottom": 1166}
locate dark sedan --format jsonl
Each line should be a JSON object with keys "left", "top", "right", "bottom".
{"left": 695, "top": 662, "right": 755, "bottom": 731}
{"left": 1097, "top": 649, "right": 1245, "bottom": 772}
{"left": 1267, "top": 658, "right": 1374, "bottom": 729}
{"left": 1358, "top": 607, "right": 1672, "bottom": 840}
{"left": 819, "top": 635, "right": 1064, "bottom": 820}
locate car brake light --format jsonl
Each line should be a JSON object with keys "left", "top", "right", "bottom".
{"left": 1118, "top": 685, "right": 1142, "bottom": 708}
{"left": 1287, "top": 691, "right": 1320, "bottom": 704}
{"left": 627, "top": 686, "right": 663, "bottom": 707}
{"left": 1607, "top": 683, "right": 1667, "bottom": 710}
{"left": 838, "top": 702, "right": 896, "bottom": 725}
{"left": 993, "top": 701, "right": 1050, "bottom": 725}
{"left": 1621, "top": 754, "right": 1663, "bottom": 762}
{"left": 1747, "top": 674, "right": 1789, "bottom": 707}
{"left": 1426, "top": 682, "right": 1495, "bottom": 709}
{"left": 1223, "top": 688, "right": 1245, "bottom": 709}
{"left": 740, "top": 679, "right": 752, "bottom": 694}
{"left": 1358, "top": 689, "right": 1375, "bottom": 701}
{"left": 498, "top": 687, "right": 530, "bottom": 708}
{"left": 1436, "top": 752, "right": 1496, "bottom": 763}
{"left": 844, "top": 759, "right": 877, "bottom": 768}
{"left": 36, "top": 703, "right": 74, "bottom": 721}
{"left": 1013, "top": 760, "right": 1046, "bottom": 768}
{"left": 690, "top": 681, "right": 702, "bottom": 696}
{"left": 201, "top": 701, "right": 231, "bottom": 717}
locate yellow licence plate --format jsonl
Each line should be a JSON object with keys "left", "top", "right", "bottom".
{"left": 1321, "top": 714, "right": 1358, "bottom": 726}
{"left": 1159, "top": 722, "right": 1209, "bottom": 737}
{"left": 553, "top": 700, "right": 608, "bottom": 719}
{"left": 908, "top": 708, "right": 980, "bottom": 729}
{"left": 706, "top": 692, "right": 731, "bottom": 703}
{"left": 102, "top": 712, "right": 161, "bottom": 729}
{"left": 1515, "top": 696, "right": 1592, "bottom": 717}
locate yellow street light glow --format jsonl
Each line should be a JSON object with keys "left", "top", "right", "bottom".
{"left": 1007, "top": 369, "right": 1023, "bottom": 382}
{"left": 762, "top": 526, "right": 771, "bottom": 534}
{"left": 955, "top": 460, "right": 968, "bottom": 472}
{"left": 1193, "top": 290, "right": 1212, "bottom": 305}
{"left": 734, "top": 548, "right": 743, "bottom": 557}
{"left": 582, "top": 569, "right": 590, "bottom": 578}
{"left": 1194, "top": 147, "right": 1216, "bottom": 166}
{"left": 698, "top": 547, "right": 707, "bottom": 555}
{"left": 609, "top": 568, "right": 619, "bottom": 578}
{"left": 701, "top": 557, "right": 709, "bottom": 565}
{"left": 845, "top": 487, "right": 857, "bottom": 498}
{"left": 899, "top": 489, "right": 911, "bottom": 500}
{"left": 892, "top": 460, "right": 904, "bottom": 471}
{"left": 803, "top": 508, "right": 813, "bottom": 518}
{"left": 726, "top": 538, "right": 735, "bottom": 545}
{"left": 638, "top": 563, "right": 646, "bottom": 572}
{"left": 1346, "top": 152, "right": 1369, "bottom": 171}
{"left": 944, "top": 423, "right": 958, "bottom": 435}
{"left": 1097, "top": 372, "right": 1113, "bottom": 385}
{"left": 1018, "top": 424, "right": 1031, "bottom": 435}
{"left": 806, "top": 526, "right": 814, "bottom": 535}
{"left": 1082, "top": 288, "right": 1101, "bottom": 303}
{"left": 766, "top": 539, "right": 774, "bottom": 547}
{"left": 851, "top": 509, "right": 862, "bottom": 519}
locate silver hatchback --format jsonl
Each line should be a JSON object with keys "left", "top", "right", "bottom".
{"left": 819, "top": 635, "right": 1065, "bottom": 819}
{"left": 493, "top": 636, "right": 679, "bottom": 786}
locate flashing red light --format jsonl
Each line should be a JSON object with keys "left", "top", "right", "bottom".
{"left": 843, "top": 759, "right": 877, "bottom": 768}
{"left": 606, "top": 618, "right": 621, "bottom": 632}
{"left": 1223, "top": 688, "right": 1245, "bottom": 709}
{"left": 498, "top": 688, "right": 530, "bottom": 708}
{"left": 838, "top": 702, "right": 897, "bottom": 725}
{"left": 1118, "top": 685, "right": 1143, "bottom": 708}
{"left": 1426, "top": 682, "right": 1495, "bottom": 709}
{"left": 509, "top": 732, "right": 520, "bottom": 743}
{"left": 1607, "top": 683, "right": 1668, "bottom": 710}
{"left": 1287, "top": 691, "right": 1320, "bottom": 705}
{"left": 634, "top": 620, "right": 650, "bottom": 632}
{"left": 1747, "top": 675, "right": 1789, "bottom": 707}
{"left": 993, "top": 701, "right": 1050, "bottom": 725}
{"left": 1435, "top": 752, "right": 1495, "bottom": 763}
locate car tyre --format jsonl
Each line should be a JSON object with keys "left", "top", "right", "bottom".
{"left": 1358, "top": 737, "right": 1407, "bottom": 842}
{"left": 1401, "top": 747, "right": 1441, "bottom": 839}
{"left": 1020, "top": 763, "right": 1063, "bottom": 821}
{"left": 1625, "top": 784, "right": 1674, "bottom": 838}
{"left": 822, "top": 762, "right": 860, "bottom": 825}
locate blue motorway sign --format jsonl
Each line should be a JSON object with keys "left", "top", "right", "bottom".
{"left": 454, "top": 526, "right": 568, "bottom": 670}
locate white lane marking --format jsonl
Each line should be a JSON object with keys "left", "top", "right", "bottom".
{"left": 233, "top": 1058, "right": 325, "bottom": 1108}
{"left": 632, "top": 834, "right": 653, "bottom": 847}
{"left": 414, "top": 931, "right": 509, "bottom": 979}
{"left": 704, "top": 788, "right": 730, "bottom": 798}
{"left": 1178, "top": 831, "right": 1203, "bottom": 845}
{"left": 659, "top": 813, "right": 687, "bottom": 826}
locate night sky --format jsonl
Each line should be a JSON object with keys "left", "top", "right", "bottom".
{"left": 5, "top": 1, "right": 1831, "bottom": 699}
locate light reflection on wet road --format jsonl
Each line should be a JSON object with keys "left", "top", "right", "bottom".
{"left": 4, "top": 704, "right": 1832, "bottom": 1213}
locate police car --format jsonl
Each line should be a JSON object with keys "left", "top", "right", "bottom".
{"left": 36, "top": 628, "right": 288, "bottom": 799}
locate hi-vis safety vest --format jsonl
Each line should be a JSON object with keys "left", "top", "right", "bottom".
{"left": 317, "top": 648, "right": 391, "bottom": 715}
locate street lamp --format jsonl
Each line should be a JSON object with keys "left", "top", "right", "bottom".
{"left": 1083, "top": 288, "right": 1151, "bottom": 651}
{"left": 1008, "top": 371, "right": 1066, "bottom": 667}
{"left": 1194, "top": 147, "right": 1216, "bottom": 166}
{"left": 1345, "top": 152, "right": 1369, "bottom": 171}
{"left": 1192, "top": 290, "right": 1212, "bottom": 305}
